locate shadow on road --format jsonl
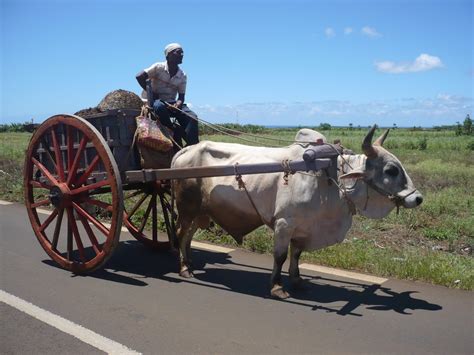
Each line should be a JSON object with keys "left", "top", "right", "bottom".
{"left": 43, "top": 240, "right": 442, "bottom": 316}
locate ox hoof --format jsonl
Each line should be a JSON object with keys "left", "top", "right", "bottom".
{"left": 270, "top": 285, "right": 290, "bottom": 299}
{"left": 179, "top": 268, "right": 194, "bottom": 278}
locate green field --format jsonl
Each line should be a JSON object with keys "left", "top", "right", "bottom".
{"left": 1, "top": 128, "right": 473, "bottom": 290}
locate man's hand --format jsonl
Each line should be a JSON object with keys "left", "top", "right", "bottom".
{"left": 135, "top": 70, "right": 149, "bottom": 91}
{"left": 173, "top": 100, "right": 183, "bottom": 109}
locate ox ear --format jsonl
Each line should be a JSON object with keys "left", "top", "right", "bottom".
{"left": 374, "top": 129, "right": 390, "bottom": 146}
{"left": 339, "top": 171, "right": 367, "bottom": 180}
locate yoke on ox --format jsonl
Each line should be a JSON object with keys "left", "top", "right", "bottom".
{"left": 172, "top": 126, "right": 423, "bottom": 299}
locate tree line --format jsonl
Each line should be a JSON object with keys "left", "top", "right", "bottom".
{"left": 1, "top": 115, "right": 472, "bottom": 135}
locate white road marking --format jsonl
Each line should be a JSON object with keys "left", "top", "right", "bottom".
{"left": 299, "top": 263, "right": 388, "bottom": 284}
{"left": 191, "top": 241, "right": 235, "bottom": 253}
{"left": 37, "top": 208, "right": 53, "bottom": 215}
{"left": 0, "top": 200, "right": 14, "bottom": 205}
{"left": 0, "top": 289, "right": 141, "bottom": 354}
{"left": 101, "top": 221, "right": 130, "bottom": 233}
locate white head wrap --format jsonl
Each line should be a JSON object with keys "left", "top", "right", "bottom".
{"left": 164, "top": 43, "right": 183, "bottom": 57}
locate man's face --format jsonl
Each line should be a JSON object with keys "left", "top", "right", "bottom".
{"left": 168, "top": 48, "right": 184, "bottom": 64}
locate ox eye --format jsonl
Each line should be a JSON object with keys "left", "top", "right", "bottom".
{"left": 385, "top": 165, "right": 399, "bottom": 177}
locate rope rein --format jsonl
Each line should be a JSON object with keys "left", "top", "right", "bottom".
{"left": 162, "top": 101, "right": 322, "bottom": 147}
{"left": 154, "top": 102, "right": 413, "bottom": 217}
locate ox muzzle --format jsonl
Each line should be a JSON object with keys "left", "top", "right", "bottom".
{"left": 366, "top": 180, "right": 423, "bottom": 209}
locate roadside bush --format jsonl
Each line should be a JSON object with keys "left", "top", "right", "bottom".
{"left": 319, "top": 123, "right": 332, "bottom": 130}
{"left": 466, "top": 140, "right": 474, "bottom": 150}
{"left": 417, "top": 137, "right": 428, "bottom": 150}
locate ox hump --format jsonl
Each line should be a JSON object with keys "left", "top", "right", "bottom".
{"left": 295, "top": 128, "right": 327, "bottom": 144}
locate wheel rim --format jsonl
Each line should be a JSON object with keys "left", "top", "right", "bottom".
{"left": 123, "top": 181, "right": 175, "bottom": 250}
{"left": 24, "top": 114, "right": 123, "bottom": 273}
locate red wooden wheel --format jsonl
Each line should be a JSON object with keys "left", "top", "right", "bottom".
{"left": 123, "top": 181, "right": 176, "bottom": 250}
{"left": 24, "top": 114, "right": 123, "bottom": 273}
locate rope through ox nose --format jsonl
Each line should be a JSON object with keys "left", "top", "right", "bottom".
{"left": 365, "top": 179, "right": 420, "bottom": 214}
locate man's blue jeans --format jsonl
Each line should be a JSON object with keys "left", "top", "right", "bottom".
{"left": 152, "top": 100, "right": 199, "bottom": 145}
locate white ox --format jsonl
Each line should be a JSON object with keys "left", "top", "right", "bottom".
{"left": 171, "top": 126, "right": 423, "bottom": 298}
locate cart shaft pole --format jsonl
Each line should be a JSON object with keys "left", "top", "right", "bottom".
{"left": 125, "top": 158, "right": 331, "bottom": 183}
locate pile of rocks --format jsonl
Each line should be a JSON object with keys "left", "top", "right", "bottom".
{"left": 74, "top": 89, "right": 143, "bottom": 117}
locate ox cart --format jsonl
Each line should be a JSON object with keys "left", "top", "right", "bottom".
{"left": 24, "top": 109, "right": 338, "bottom": 273}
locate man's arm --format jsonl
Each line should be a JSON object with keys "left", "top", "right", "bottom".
{"left": 136, "top": 70, "right": 149, "bottom": 91}
{"left": 175, "top": 93, "right": 185, "bottom": 109}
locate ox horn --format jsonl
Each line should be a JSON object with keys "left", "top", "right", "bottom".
{"left": 362, "top": 125, "right": 378, "bottom": 158}
{"left": 374, "top": 129, "right": 390, "bottom": 146}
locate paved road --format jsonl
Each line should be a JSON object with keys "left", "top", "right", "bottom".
{"left": 1, "top": 202, "right": 473, "bottom": 354}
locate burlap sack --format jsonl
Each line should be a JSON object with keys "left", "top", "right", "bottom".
{"left": 134, "top": 108, "right": 174, "bottom": 169}
{"left": 135, "top": 115, "right": 173, "bottom": 152}
{"left": 138, "top": 146, "right": 173, "bottom": 169}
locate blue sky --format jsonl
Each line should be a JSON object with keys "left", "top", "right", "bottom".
{"left": 1, "top": 0, "right": 472, "bottom": 127}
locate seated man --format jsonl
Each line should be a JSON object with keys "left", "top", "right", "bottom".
{"left": 136, "top": 43, "right": 199, "bottom": 145}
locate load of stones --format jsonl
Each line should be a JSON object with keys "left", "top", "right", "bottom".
{"left": 74, "top": 89, "right": 143, "bottom": 117}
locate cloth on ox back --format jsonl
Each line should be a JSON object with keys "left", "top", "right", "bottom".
{"left": 294, "top": 128, "right": 327, "bottom": 144}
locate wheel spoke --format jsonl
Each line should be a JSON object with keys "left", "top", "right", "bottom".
{"left": 66, "top": 135, "right": 88, "bottom": 185}
{"left": 126, "top": 192, "right": 149, "bottom": 219}
{"left": 71, "top": 179, "right": 111, "bottom": 195}
{"left": 39, "top": 137, "right": 58, "bottom": 175}
{"left": 152, "top": 194, "right": 158, "bottom": 242}
{"left": 124, "top": 190, "right": 145, "bottom": 200}
{"left": 51, "top": 208, "right": 64, "bottom": 250}
{"left": 77, "top": 213, "right": 101, "bottom": 256}
{"left": 139, "top": 196, "right": 154, "bottom": 233}
{"left": 161, "top": 195, "right": 171, "bottom": 211}
{"left": 50, "top": 128, "right": 65, "bottom": 181}
{"left": 39, "top": 209, "right": 59, "bottom": 232}
{"left": 31, "top": 199, "right": 50, "bottom": 209}
{"left": 66, "top": 125, "right": 74, "bottom": 173}
{"left": 84, "top": 198, "right": 113, "bottom": 212}
{"left": 66, "top": 207, "right": 86, "bottom": 262}
{"left": 32, "top": 157, "right": 59, "bottom": 186}
{"left": 74, "top": 155, "right": 100, "bottom": 187}
{"left": 30, "top": 180, "right": 53, "bottom": 189}
{"left": 67, "top": 219, "right": 73, "bottom": 260}
{"left": 160, "top": 193, "right": 172, "bottom": 230}
{"left": 72, "top": 202, "right": 110, "bottom": 237}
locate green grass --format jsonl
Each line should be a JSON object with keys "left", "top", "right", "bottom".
{"left": 301, "top": 239, "right": 473, "bottom": 289}
{"left": 0, "top": 132, "right": 29, "bottom": 202}
{"left": 1, "top": 128, "right": 473, "bottom": 290}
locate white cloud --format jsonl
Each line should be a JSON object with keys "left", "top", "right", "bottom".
{"left": 375, "top": 53, "right": 443, "bottom": 73}
{"left": 361, "top": 26, "right": 382, "bottom": 38}
{"left": 194, "top": 95, "right": 472, "bottom": 127}
{"left": 325, "top": 27, "right": 335, "bottom": 38}
{"left": 437, "top": 93, "right": 454, "bottom": 101}
{"left": 344, "top": 27, "right": 353, "bottom": 35}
